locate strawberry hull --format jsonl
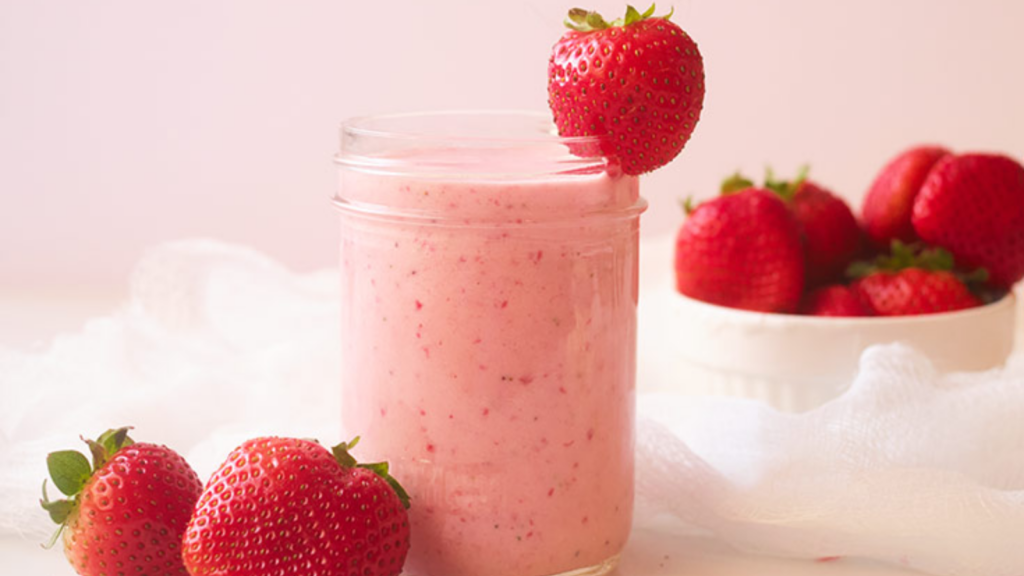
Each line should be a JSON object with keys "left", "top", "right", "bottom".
{"left": 335, "top": 113, "right": 644, "bottom": 576}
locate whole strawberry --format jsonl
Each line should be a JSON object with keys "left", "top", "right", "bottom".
{"left": 675, "top": 187, "right": 805, "bottom": 312}
{"left": 849, "top": 241, "right": 983, "bottom": 316}
{"left": 855, "top": 268, "right": 980, "bottom": 316}
{"left": 912, "top": 153, "right": 1024, "bottom": 289}
{"left": 183, "top": 436, "right": 410, "bottom": 576}
{"left": 764, "top": 169, "right": 861, "bottom": 286}
{"left": 548, "top": 4, "right": 704, "bottom": 175}
{"left": 40, "top": 427, "right": 202, "bottom": 576}
{"left": 862, "top": 145, "right": 950, "bottom": 248}
{"left": 800, "top": 285, "right": 870, "bottom": 317}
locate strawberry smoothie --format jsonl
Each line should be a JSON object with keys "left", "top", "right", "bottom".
{"left": 336, "top": 112, "right": 644, "bottom": 576}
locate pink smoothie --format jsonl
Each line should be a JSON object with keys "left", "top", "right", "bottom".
{"left": 337, "top": 145, "right": 642, "bottom": 576}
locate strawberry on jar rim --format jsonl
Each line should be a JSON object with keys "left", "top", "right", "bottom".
{"left": 547, "top": 4, "right": 705, "bottom": 175}
{"left": 40, "top": 427, "right": 203, "bottom": 576}
{"left": 183, "top": 436, "right": 411, "bottom": 576}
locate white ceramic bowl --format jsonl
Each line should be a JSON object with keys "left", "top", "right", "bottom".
{"left": 638, "top": 291, "right": 1017, "bottom": 412}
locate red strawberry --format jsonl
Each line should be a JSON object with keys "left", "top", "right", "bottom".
{"left": 848, "top": 241, "right": 982, "bottom": 316}
{"left": 183, "top": 436, "right": 411, "bottom": 576}
{"left": 40, "top": 427, "right": 202, "bottom": 576}
{"left": 912, "top": 153, "right": 1024, "bottom": 289}
{"left": 547, "top": 4, "right": 705, "bottom": 175}
{"left": 862, "top": 145, "right": 950, "bottom": 248}
{"left": 800, "top": 285, "right": 870, "bottom": 317}
{"left": 854, "top": 268, "right": 980, "bottom": 316}
{"left": 675, "top": 188, "right": 805, "bottom": 312}
{"left": 764, "top": 170, "right": 861, "bottom": 286}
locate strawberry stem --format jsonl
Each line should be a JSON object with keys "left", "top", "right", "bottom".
{"left": 331, "top": 437, "right": 360, "bottom": 468}
{"left": 40, "top": 481, "right": 74, "bottom": 525}
{"left": 564, "top": 4, "right": 673, "bottom": 32}
{"left": 331, "top": 438, "right": 412, "bottom": 510}
{"left": 85, "top": 427, "right": 134, "bottom": 470}
{"left": 680, "top": 196, "right": 696, "bottom": 215}
{"left": 39, "top": 483, "right": 67, "bottom": 550}
{"left": 40, "top": 426, "right": 136, "bottom": 538}
{"left": 846, "top": 240, "right": 989, "bottom": 282}
{"left": 720, "top": 172, "right": 754, "bottom": 195}
{"left": 763, "top": 165, "right": 808, "bottom": 201}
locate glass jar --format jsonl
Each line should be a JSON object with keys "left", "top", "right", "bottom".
{"left": 335, "top": 111, "right": 645, "bottom": 576}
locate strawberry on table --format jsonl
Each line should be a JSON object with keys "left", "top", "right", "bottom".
{"left": 183, "top": 436, "right": 411, "bottom": 576}
{"left": 912, "top": 153, "right": 1024, "bottom": 289}
{"left": 862, "top": 145, "right": 950, "bottom": 248}
{"left": 849, "top": 241, "right": 983, "bottom": 316}
{"left": 675, "top": 187, "right": 805, "bottom": 313}
{"left": 548, "top": 4, "right": 705, "bottom": 175}
{"left": 40, "top": 427, "right": 202, "bottom": 576}
{"left": 800, "top": 285, "right": 870, "bottom": 317}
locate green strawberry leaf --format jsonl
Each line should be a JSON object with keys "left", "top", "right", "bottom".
{"left": 40, "top": 489, "right": 68, "bottom": 550}
{"left": 918, "top": 247, "right": 954, "bottom": 272}
{"left": 98, "top": 427, "right": 134, "bottom": 455}
{"left": 623, "top": 5, "right": 643, "bottom": 25}
{"left": 680, "top": 196, "right": 696, "bottom": 215}
{"left": 763, "top": 165, "right": 808, "bottom": 201}
{"left": 720, "top": 172, "right": 754, "bottom": 195}
{"left": 331, "top": 438, "right": 412, "bottom": 510}
{"left": 565, "top": 8, "right": 609, "bottom": 31}
{"left": 960, "top": 267, "right": 990, "bottom": 284}
{"left": 331, "top": 438, "right": 360, "bottom": 468}
{"left": 358, "top": 461, "right": 412, "bottom": 510}
{"left": 358, "top": 461, "right": 389, "bottom": 477}
{"left": 46, "top": 450, "right": 91, "bottom": 497}
{"left": 848, "top": 240, "right": 969, "bottom": 280}
{"left": 846, "top": 260, "right": 875, "bottom": 279}
{"left": 564, "top": 3, "right": 673, "bottom": 31}
{"left": 40, "top": 499, "right": 74, "bottom": 524}
{"left": 85, "top": 427, "right": 134, "bottom": 470}
{"left": 567, "top": 8, "right": 588, "bottom": 25}
{"left": 586, "top": 10, "right": 609, "bottom": 29}
{"left": 84, "top": 439, "right": 106, "bottom": 472}
{"left": 39, "top": 481, "right": 75, "bottom": 525}
{"left": 383, "top": 475, "right": 412, "bottom": 510}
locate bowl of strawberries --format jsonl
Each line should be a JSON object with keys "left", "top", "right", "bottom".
{"left": 667, "top": 146, "right": 1023, "bottom": 411}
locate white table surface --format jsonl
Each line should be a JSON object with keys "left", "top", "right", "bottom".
{"left": 2, "top": 526, "right": 923, "bottom": 576}
{"left": 6, "top": 289, "right": 1016, "bottom": 576}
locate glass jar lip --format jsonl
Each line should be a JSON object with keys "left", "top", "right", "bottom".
{"left": 339, "top": 110, "right": 602, "bottom": 146}
{"left": 335, "top": 110, "right": 612, "bottom": 178}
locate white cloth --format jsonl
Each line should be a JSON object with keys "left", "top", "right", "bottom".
{"left": 2, "top": 239, "right": 1023, "bottom": 576}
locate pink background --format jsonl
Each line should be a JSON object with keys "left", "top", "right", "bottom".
{"left": 3, "top": 0, "right": 1024, "bottom": 297}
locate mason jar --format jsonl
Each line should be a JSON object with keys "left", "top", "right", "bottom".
{"left": 335, "top": 111, "right": 645, "bottom": 576}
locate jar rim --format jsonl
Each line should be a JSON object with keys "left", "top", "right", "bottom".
{"left": 335, "top": 110, "right": 611, "bottom": 178}
{"left": 339, "top": 110, "right": 603, "bottom": 146}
